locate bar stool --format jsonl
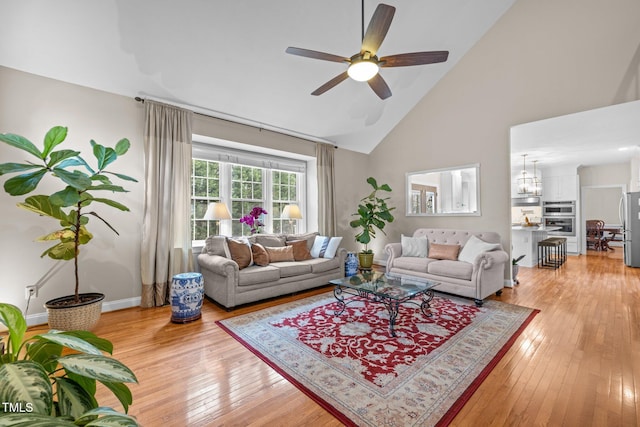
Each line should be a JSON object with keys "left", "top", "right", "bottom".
{"left": 538, "top": 238, "right": 564, "bottom": 269}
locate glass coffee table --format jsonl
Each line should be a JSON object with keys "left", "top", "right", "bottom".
{"left": 329, "top": 271, "right": 440, "bottom": 337}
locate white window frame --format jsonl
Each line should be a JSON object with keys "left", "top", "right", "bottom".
{"left": 191, "top": 141, "right": 307, "bottom": 244}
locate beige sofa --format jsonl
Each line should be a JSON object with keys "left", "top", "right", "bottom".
{"left": 385, "top": 228, "right": 508, "bottom": 306}
{"left": 198, "top": 233, "right": 346, "bottom": 309}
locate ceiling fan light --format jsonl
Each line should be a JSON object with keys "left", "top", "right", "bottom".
{"left": 348, "top": 60, "right": 379, "bottom": 81}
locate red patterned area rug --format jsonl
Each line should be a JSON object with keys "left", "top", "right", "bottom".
{"left": 217, "top": 292, "right": 538, "bottom": 426}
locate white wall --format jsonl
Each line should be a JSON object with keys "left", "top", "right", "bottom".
{"left": 0, "top": 66, "right": 370, "bottom": 322}
{"left": 0, "top": 67, "right": 145, "bottom": 319}
{"left": 367, "top": 0, "right": 640, "bottom": 267}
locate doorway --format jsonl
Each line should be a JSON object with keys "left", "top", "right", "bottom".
{"left": 580, "top": 184, "right": 626, "bottom": 254}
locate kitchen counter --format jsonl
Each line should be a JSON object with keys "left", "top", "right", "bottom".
{"left": 512, "top": 226, "right": 562, "bottom": 268}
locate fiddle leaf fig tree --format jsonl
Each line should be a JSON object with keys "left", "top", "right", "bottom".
{"left": 0, "top": 126, "right": 137, "bottom": 304}
{"left": 350, "top": 177, "right": 395, "bottom": 253}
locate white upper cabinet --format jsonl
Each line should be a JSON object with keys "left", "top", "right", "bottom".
{"left": 542, "top": 174, "right": 578, "bottom": 201}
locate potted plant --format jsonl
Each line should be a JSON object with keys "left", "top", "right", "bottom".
{"left": 0, "top": 126, "right": 137, "bottom": 330}
{"left": 512, "top": 255, "right": 525, "bottom": 284}
{"left": 349, "top": 177, "right": 395, "bottom": 269}
{"left": 0, "top": 302, "right": 139, "bottom": 425}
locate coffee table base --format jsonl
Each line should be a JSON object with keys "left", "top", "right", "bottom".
{"left": 333, "top": 285, "right": 435, "bottom": 337}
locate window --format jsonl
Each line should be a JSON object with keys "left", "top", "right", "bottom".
{"left": 191, "top": 159, "right": 220, "bottom": 241}
{"left": 191, "top": 142, "right": 306, "bottom": 242}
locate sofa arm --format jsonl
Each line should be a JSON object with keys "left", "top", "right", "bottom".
{"left": 474, "top": 250, "right": 509, "bottom": 270}
{"left": 336, "top": 247, "right": 348, "bottom": 276}
{"left": 384, "top": 242, "right": 402, "bottom": 271}
{"left": 197, "top": 253, "right": 238, "bottom": 277}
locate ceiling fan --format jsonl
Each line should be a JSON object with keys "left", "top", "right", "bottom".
{"left": 285, "top": 2, "right": 449, "bottom": 100}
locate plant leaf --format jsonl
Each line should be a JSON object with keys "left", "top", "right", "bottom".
{"left": 0, "top": 303, "right": 26, "bottom": 358}
{"left": 0, "top": 361, "right": 52, "bottom": 415}
{"left": 36, "top": 333, "right": 103, "bottom": 355}
{"left": 76, "top": 407, "right": 139, "bottom": 426}
{"left": 47, "top": 149, "right": 80, "bottom": 168}
{"left": 50, "top": 186, "right": 81, "bottom": 207}
{"left": 88, "top": 184, "right": 128, "bottom": 193}
{"left": 114, "top": 139, "right": 130, "bottom": 156}
{"left": 18, "top": 195, "right": 71, "bottom": 223}
{"left": 40, "top": 241, "right": 76, "bottom": 260}
{"left": 103, "top": 171, "right": 138, "bottom": 183}
{"left": 42, "top": 126, "right": 68, "bottom": 159}
{"left": 366, "top": 176, "right": 378, "bottom": 189}
{"left": 55, "top": 377, "right": 98, "bottom": 419}
{"left": 100, "top": 382, "right": 133, "bottom": 413}
{"left": 3, "top": 169, "right": 47, "bottom": 195}
{"left": 52, "top": 168, "right": 92, "bottom": 191}
{"left": 58, "top": 354, "right": 138, "bottom": 384}
{"left": 0, "top": 133, "right": 42, "bottom": 159}
{"left": 62, "top": 331, "right": 113, "bottom": 354}
{"left": 25, "top": 340, "right": 63, "bottom": 374}
{"left": 0, "top": 413, "right": 78, "bottom": 426}
{"left": 0, "top": 163, "right": 41, "bottom": 176}
{"left": 89, "top": 198, "right": 130, "bottom": 211}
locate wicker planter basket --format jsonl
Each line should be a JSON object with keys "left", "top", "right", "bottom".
{"left": 45, "top": 293, "right": 105, "bottom": 331}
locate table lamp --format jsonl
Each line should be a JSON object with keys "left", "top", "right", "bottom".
{"left": 203, "top": 202, "right": 232, "bottom": 235}
{"left": 282, "top": 204, "right": 302, "bottom": 233}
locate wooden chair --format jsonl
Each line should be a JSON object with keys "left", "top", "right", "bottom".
{"left": 585, "top": 220, "right": 605, "bottom": 250}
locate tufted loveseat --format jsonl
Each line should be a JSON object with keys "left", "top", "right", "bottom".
{"left": 385, "top": 228, "right": 508, "bottom": 306}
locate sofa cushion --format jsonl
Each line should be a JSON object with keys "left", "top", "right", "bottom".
{"left": 393, "top": 256, "right": 431, "bottom": 273}
{"left": 250, "top": 234, "right": 286, "bottom": 247}
{"left": 272, "top": 261, "right": 312, "bottom": 277}
{"left": 286, "top": 239, "right": 313, "bottom": 261}
{"left": 265, "top": 246, "right": 295, "bottom": 262}
{"left": 238, "top": 265, "right": 281, "bottom": 286}
{"left": 401, "top": 234, "right": 429, "bottom": 257}
{"left": 310, "top": 235, "right": 343, "bottom": 258}
{"left": 305, "top": 256, "right": 341, "bottom": 273}
{"left": 286, "top": 232, "right": 318, "bottom": 250}
{"left": 457, "top": 235, "right": 502, "bottom": 264}
{"left": 251, "top": 243, "right": 269, "bottom": 266}
{"left": 227, "top": 238, "right": 252, "bottom": 269}
{"left": 428, "top": 243, "right": 461, "bottom": 261}
{"left": 205, "top": 235, "right": 230, "bottom": 257}
{"left": 427, "top": 260, "right": 473, "bottom": 281}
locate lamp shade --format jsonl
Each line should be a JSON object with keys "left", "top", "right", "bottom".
{"left": 203, "top": 202, "right": 231, "bottom": 220}
{"left": 281, "top": 204, "right": 302, "bottom": 220}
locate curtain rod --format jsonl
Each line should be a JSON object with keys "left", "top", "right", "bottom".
{"left": 134, "top": 96, "right": 337, "bottom": 149}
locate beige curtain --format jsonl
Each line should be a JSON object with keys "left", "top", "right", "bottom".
{"left": 140, "top": 101, "right": 194, "bottom": 307}
{"left": 316, "top": 142, "right": 337, "bottom": 236}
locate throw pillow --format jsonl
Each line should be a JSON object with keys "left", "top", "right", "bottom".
{"left": 286, "top": 232, "right": 318, "bottom": 250}
{"left": 250, "top": 234, "right": 285, "bottom": 248}
{"left": 428, "top": 243, "right": 461, "bottom": 261}
{"left": 401, "top": 234, "right": 429, "bottom": 257}
{"left": 457, "top": 235, "right": 502, "bottom": 264}
{"left": 310, "top": 235, "right": 343, "bottom": 259}
{"left": 251, "top": 243, "right": 270, "bottom": 266}
{"left": 227, "top": 238, "right": 252, "bottom": 269}
{"left": 265, "top": 246, "right": 295, "bottom": 262}
{"left": 286, "top": 239, "right": 313, "bottom": 261}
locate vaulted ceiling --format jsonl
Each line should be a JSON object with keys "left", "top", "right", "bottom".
{"left": 1, "top": 0, "right": 517, "bottom": 153}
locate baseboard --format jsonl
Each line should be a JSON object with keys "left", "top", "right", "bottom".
{"left": 25, "top": 296, "right": 142, "bottom": 327}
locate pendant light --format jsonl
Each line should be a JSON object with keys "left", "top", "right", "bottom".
{"left": 517, "top": 154, "right": 533, "bottom": 195}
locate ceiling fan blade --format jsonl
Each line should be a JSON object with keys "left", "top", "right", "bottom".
{"left": 361, "top": 4, "right": 395, "bottom": 56}
{"left": 285, "top": 47, "right": 349, "bottom": 63}
{"left": 380, "top": 51, "right": 449, "bottom": 67}
{"left": 311, "top": 71, "right": 350, "bottom": 96}
{"left": 368, "top": 73, "right": 392, "bottom": 100}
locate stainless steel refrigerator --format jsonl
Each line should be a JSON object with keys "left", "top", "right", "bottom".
{"left": 620, "top": 191, "right": 640, "bottom": 267}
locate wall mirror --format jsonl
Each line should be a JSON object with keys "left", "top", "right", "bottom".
{"left": 406, "top": 163, "right": 480, "bottom": 216}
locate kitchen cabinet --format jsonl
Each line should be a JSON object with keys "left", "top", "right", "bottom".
{"left": 542, "top": 174, "right": 578, "bottom": 201}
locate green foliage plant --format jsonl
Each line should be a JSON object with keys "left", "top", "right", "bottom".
{"left": 0, "top": 126, "right": 137, "bottom": 304}
{"left": 349, "top": 177, "right": 396, "bottom": 253}
{"left": 0, "top": 302, "right": 139, "bottom": 426}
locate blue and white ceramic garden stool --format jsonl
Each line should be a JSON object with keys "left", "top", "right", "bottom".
{"left": 170, "top": 272, "right": 204, "bottom": 323}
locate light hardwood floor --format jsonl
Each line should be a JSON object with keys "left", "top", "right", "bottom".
{"left": 29, "top": 250, "right": 640, "bottom": 426}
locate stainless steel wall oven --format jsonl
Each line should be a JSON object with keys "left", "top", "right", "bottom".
{"left": 543, "top": 201, "right": 576, "bottom": 216}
